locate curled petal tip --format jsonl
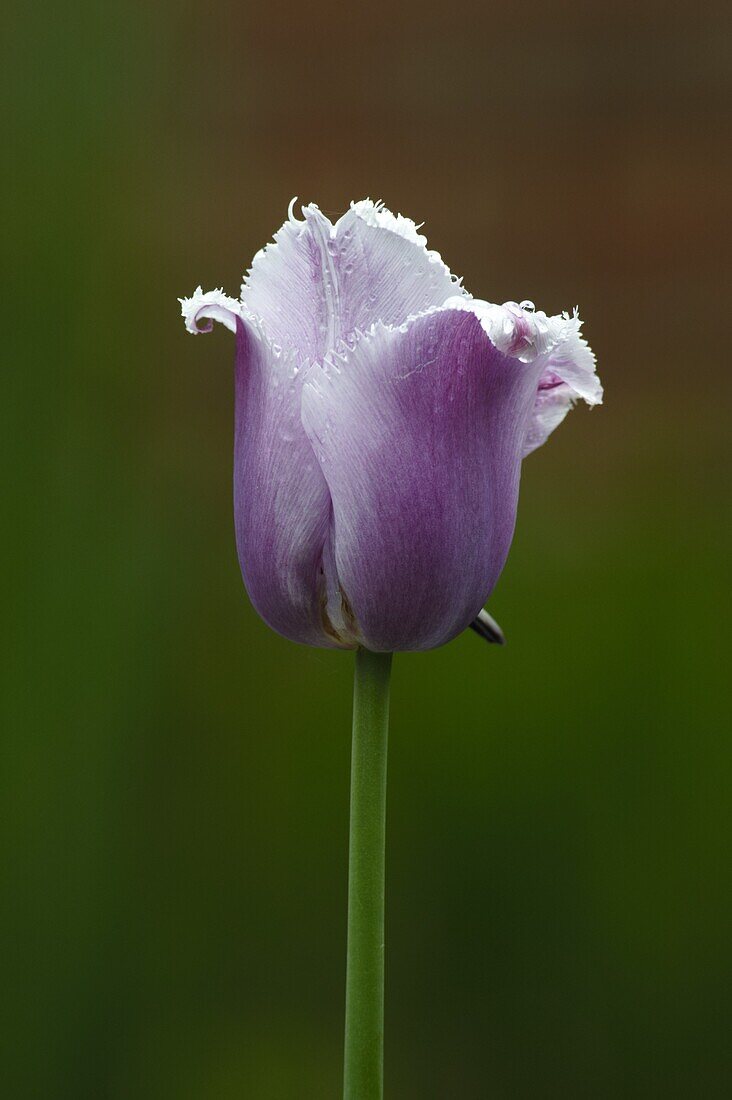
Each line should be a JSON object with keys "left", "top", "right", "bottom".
{"left": 180, "top": 287, "right": 240, "bottom": 334}
{"left": 287, "top": 196, "right": 304, "bottom": 224}
{"left": 469, "top": 608, "right": 506, "bottom": 646}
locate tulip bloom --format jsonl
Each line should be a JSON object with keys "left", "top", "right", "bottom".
{"left": 180, "top": 199, "right": 601, "bottom": 652}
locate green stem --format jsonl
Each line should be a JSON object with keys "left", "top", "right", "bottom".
{"left": 343, "top": 647, "right": 393, "bottom": 1100}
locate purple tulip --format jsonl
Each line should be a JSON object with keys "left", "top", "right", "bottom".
{"left": 180, "top": 200, "right": 601, "bottom": 652}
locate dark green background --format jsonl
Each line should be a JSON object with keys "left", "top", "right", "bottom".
{"left": 5, "top": 1, "right": 731, "bottom": 1096}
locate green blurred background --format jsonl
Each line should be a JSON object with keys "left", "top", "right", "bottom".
{"left": 4, "top": 1, "right": 731, "bottom": 1096}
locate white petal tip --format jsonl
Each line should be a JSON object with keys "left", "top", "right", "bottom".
{"left": 287, "top": 196, "right": 305, "bottom": 225}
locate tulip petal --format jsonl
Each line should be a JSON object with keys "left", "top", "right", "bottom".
{"left": 301, "top": 307, "right": 547, "bottom": 652}
{"left": 240, "top": 203, "right": 336, "bottom": 361}
{"left": 180, "top": 289, "right": 339, "bottom": 647}
{"left": 241, "top": 200, "right": 465, "bottom": 361}
{"left": 329, "top": 199, "right": 465, "bottom": 336}
{"left": 233, "top": 318, "right": 345, "bottom": 646}
{"left": 443, "top": 296, "right": 602, "bottom": 456}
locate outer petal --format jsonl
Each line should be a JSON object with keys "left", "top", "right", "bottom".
{"left": 241, "top": 199, "right": 465, "bottom": 361}
{"left": 301, "top": 307, "right": 547, "bottom": 652}
{"left": 180, "top": 289, "right": 338, "bottom": 647}
{"left": 443, "top": 297, "right": 602, "bottom": 456}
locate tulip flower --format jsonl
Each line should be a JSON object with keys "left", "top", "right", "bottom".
{"left": 180, "top": 199, "right": 601, "bottom": 1098}
{"left": 180, "top": 199, "right": 600, "bottom": 654}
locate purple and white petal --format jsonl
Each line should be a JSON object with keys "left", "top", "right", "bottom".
{"left": 240, "top": 202, "right": 337, "bottom": 361}
{"left": 444, "top": 296, "right": 602, "bottom": 455}
{"left": 180, "top": 289, "right": 337, "bottom": 647}
{"left": 233, "top": 319, "right": 342, "bottom": 646}
{"left": 301, "top": 307, "right": 547, "bottom": 652}
{"left": 241, "top": 199, "right": 466, "bottom": 362}
{"left": 328, "top": 199, "right": 465, "bottom": 337}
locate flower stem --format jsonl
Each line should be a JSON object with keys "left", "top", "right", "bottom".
{"left": 343, "top": 647, "right": 393, "bottom": 1100}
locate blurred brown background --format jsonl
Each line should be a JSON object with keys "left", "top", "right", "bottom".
{"left": 4, "top": 1, "right": 731, "bottom": 1096}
